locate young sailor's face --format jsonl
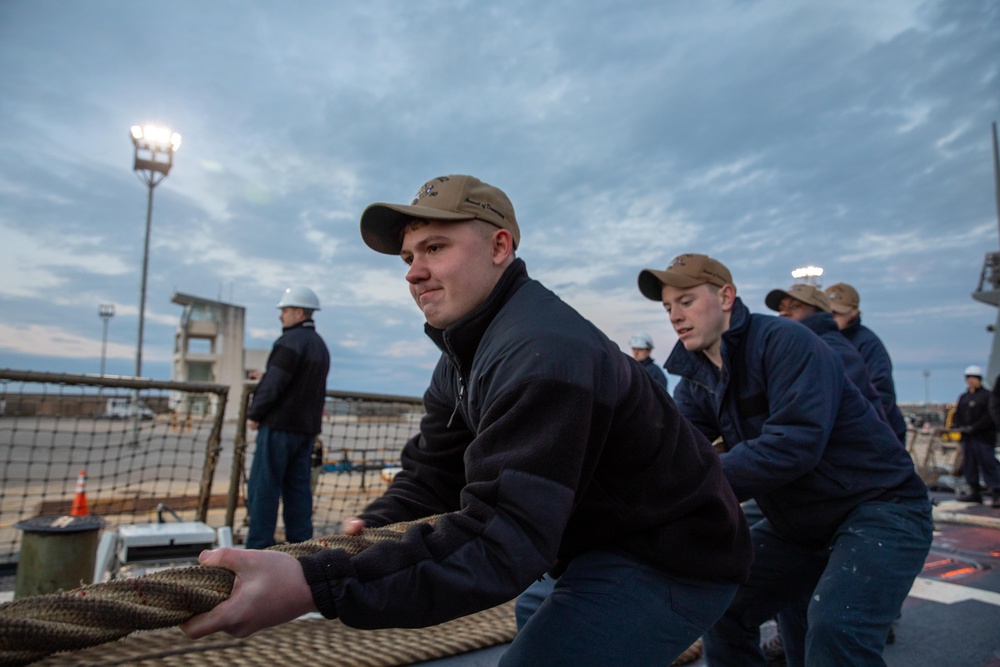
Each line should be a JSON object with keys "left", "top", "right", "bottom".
{"left": 400, "top": 220, "right": 500, "bottom": 329}
{"left": 778, "top": 297, "right": 814, "bottom": 322}
{"left": 661, "top": 284, "right": 727, "bottom": 357}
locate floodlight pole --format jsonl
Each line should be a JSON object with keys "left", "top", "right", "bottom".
{"left": 130, "top": 125, "right": 181, "bottom": 380}
{"left": 129, "top": 125, "right": 180, "bottom": 446}
{"left": 98, "top": 303, "right": 115, "bottom": 376}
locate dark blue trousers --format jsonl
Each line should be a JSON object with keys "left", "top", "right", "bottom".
{"left": 962, "top": 436, "right": 1000, "bottom": 490}
{"left": 506, "top": 549, "right": 738, "bottom": 666}
{"left": 704, "top": 498, "right": 932, "bottom": 667}
{"left": 245, "top": 426, "right": 315, "bottom": 549}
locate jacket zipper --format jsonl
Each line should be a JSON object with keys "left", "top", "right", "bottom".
{"left": 447, "top": 379, "right": 465, "bottom": 428}
{"left": 442, "top": 337, "right": 467, "bottom": 428}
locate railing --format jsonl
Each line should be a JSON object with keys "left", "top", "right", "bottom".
{"left": 0, "top": 370, "right": 229, "bottom": 567}
{"left": 0, "top": 369, "right": 425, "bottom": 567}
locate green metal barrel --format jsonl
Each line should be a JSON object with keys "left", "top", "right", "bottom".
{"left": 13, "top": 515, "right": 104, "bottom": 598}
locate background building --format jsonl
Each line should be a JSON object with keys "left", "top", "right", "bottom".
{"left": 170, "top": 292, "right": 268, "bottom": 421}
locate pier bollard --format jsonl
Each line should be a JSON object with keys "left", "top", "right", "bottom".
{"left": 13, "top": 515, "right": 104, "bottom": 599}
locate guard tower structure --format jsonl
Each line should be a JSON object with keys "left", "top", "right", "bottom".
{"left": 170, "top": 292, "right": 247, "bottom": 421}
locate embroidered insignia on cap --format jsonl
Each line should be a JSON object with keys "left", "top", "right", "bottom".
{"left": 411, "top": 183, "right": 435, "bottom": 205}
{"left": 667, "top": 254, "right": 691, "bottom": 269}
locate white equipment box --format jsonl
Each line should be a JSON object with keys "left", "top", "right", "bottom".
{"left": 94, "top": 521, "right": 232, "bottom": 581}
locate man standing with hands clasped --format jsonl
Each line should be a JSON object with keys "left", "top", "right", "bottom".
{"left": 182, "top": 176, "right": 752, "bottom": 666}
{"left": 245, "top": 286, "right": 330, "bottom": 549}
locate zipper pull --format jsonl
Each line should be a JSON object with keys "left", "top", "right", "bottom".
{"left": 447, "top": 381, "right": 465, "bottom": 428}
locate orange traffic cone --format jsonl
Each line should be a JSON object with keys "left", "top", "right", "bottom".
{"left": 70, "top": 469, "right": 89, "bottom": 516}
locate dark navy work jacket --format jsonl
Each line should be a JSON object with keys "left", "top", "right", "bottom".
{"left": 668, "top": 299, "right": 926, "bottom": 545}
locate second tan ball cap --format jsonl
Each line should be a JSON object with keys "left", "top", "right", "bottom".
{"left": 765, "top": 283, "right": 832, "bottom": 312}
{"left": 824, "top": 282, "right": 860, "bottom": 314}
{"left": 638, "top": 253, "right": 733, "bottom": 301}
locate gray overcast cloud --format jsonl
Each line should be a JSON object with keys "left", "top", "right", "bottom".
{"left": 0, "top": 0, "right": 997, "bottom": 402}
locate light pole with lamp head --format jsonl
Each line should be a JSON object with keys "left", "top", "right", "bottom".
{"left": 130, "top": 124, "right": 181, "bottom": 380}
{"left": 791, "top": 265, "right": 824, "bottom": 286}
{"left": 129, "top": 125, "right": 180, "bottom": 444}
{"left": 98, "top": 303, "right": 115, "bottom": 376}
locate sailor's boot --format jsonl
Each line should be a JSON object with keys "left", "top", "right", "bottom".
{"left": 955, "top": 485, "right": 983, "bottom": 503}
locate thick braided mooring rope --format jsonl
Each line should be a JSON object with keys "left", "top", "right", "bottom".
{"left": 0, "top": 517, "right": 438, "bottom": 667}
{"left": 4, "top": 508, "right": 995, "bottom": 667}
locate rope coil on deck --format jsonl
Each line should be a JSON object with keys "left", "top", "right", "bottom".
{"left": 0, "top": 518, "right": 438, "bottom": 667}
{"left": 5, "top": 507, "right": 995, "bottom": 667}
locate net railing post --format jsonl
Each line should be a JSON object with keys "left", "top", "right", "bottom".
{"left": 225, "top": 383, "right": 255, "bottom": 529}
{"left": 196, "top": 387, "right": 228, "bottom": 523}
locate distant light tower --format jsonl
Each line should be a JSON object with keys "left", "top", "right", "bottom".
{"left": 791, "top": 266, "right": 824, "bottom": 286}
{"left": 923, "top": 370, "right": 931, "bottom": 405}
{"left": 130, "top": 124, "right": 181, "bottom": 379}
{"left": 98, "top": 303, "right": 115, "bottom": 376}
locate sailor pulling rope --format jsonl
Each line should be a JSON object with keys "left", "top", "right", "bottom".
{"left": 0, "top": 517, "right": 438, "bottom": 667}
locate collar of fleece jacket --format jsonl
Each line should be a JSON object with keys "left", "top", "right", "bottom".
{"left": 424, "top": 258, "right": 531, "bottom": 379}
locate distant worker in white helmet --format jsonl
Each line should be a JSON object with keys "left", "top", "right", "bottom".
{"left": 951, "top": 364, "right": 1000, "bottom": 507}
{"left": 245, "top": 286, "right": 331, "bottom": 548}
{"left": 628, "top": 332, "right": 668, "bottom": 391}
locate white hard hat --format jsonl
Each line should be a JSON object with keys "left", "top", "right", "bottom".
{"left": 276, "top": 286, "right": 321, "bottom": 311}
{"left": 963, "top": 364, "right": 984, "bottom": 378}
{"left": 628, "top": 332, "right": 654, "bottom": 350}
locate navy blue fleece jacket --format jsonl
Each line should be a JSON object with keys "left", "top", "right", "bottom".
{"left": 298, "top": 260, "right": 751, "bottom": 628}
{"left": 668, "top": 299, "right": 926, "bottom": 545}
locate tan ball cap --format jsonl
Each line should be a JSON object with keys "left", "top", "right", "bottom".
{"left": 637, "top": 253, "right": 734, "bottom": 301}
{"left": 360, "top": 175, "right": 519, "bottom": 255}
{"left": 765, "top": 283, "right": 832, "bottom": 312}
{"left": 824, "top": 282, "right": 860, "bottom": 314}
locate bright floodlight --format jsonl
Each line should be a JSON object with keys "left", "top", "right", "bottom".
{"left": 131, "top": 124, "right": 180, "bottom": 178}
{"left": 791, "top": 266, "right": 824, "bottom": 282}
{"left": 130, "top": 124, "right": 182, "bottom": 152}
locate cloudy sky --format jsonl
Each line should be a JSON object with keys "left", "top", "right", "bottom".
{"left": 1, "top": 1, "right": 997, "bottom": 404}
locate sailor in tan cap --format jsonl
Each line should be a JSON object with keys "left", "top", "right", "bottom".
{"left": 183, "top": 179, "right": 752, "bottom": 666}
{"left": 824, "top": 282, "right": 908, "bottom": 444}
{"left": 639, "top": 254, "right": 932, "bottom": 666}
{"left": 764, "top": 282, "right": 886, "bottom": 428}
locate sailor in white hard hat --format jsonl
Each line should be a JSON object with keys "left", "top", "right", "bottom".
{"left": 951, "top": 363, "right": 1000, "bottom": 507}
{"left": 244, "top": 286, "right": 331, "bottom": 548}
{"left": 628, "top": 332, "right": 668, "bottom": 391}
